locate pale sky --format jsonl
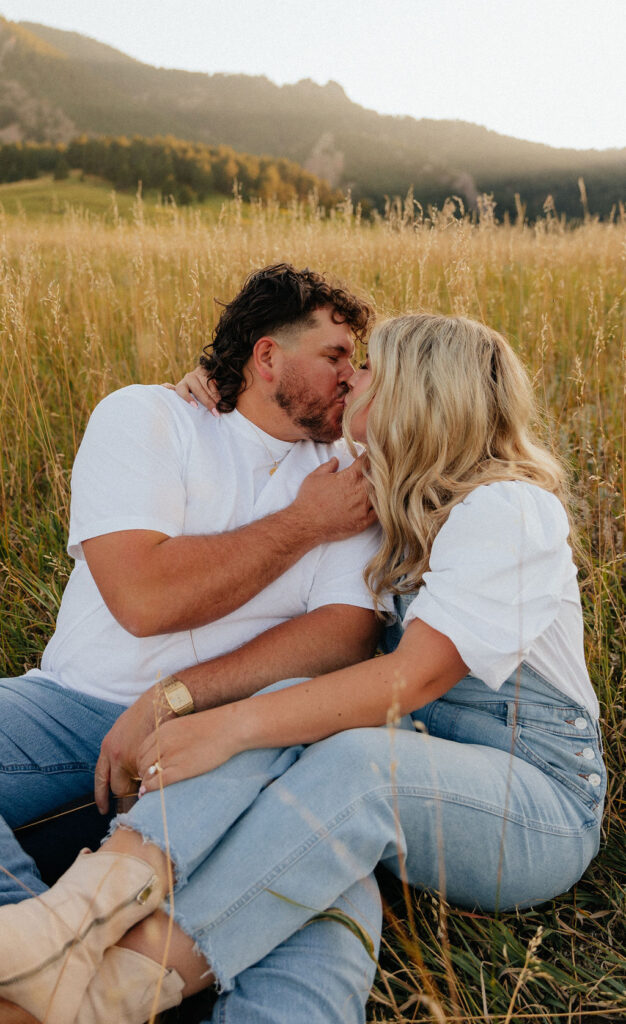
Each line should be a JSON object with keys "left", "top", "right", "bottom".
{"left": 2, "top": 0, "right": 625, "bottom": 151}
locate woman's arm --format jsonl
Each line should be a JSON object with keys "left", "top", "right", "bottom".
{"left": 137, "top": 617, "right": 468, "bottom": 792}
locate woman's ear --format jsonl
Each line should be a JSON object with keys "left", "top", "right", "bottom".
{"left": 252, "top": 337, "right": 282, "bottom": 382}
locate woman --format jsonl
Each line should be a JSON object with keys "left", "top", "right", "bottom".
{"left": 0, "top": 314, "right": 605, "bottom": 1023}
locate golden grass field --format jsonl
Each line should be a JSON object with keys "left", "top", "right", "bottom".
{"left": 0, "top": 192, "right": 624, "bottom": 1022}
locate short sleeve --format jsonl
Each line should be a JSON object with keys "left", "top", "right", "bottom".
{"left": 403, "top": 482, "right": 574, "bottom": 689}
{"left": 68, "top": 386, "right": 188, "bottom": 560}
{"left": 306, "top": 526, "right": 393, "bottom": 615}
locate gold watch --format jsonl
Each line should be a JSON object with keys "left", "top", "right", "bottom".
{"left": 161, "top": 676, "right": 195, "bottom": 716}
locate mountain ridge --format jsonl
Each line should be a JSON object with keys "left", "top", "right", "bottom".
{"left": 1, "top": 16, "right": 625, "bottom": 217}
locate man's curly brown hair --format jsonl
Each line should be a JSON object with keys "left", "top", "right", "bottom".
{"left": 199, "top": 263, "right": 374, "bottom": 412}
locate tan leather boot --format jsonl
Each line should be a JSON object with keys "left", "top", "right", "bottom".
{"left": 0, "top": 849, "right": 165, "bottom": 1024}
{"left": 77, "top": 946, "right": 185, "bottom": 1023}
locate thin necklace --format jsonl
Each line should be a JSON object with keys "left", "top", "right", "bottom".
{"left": 247, "top": 420, "right": 291, "bottom": 475}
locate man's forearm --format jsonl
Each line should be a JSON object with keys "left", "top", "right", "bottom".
{"left": 94, "top": 604, "right": 378, "bottom": 812}
{"left": 117, "top": 505, "right": 321, "bottom": 636}
{"left": 83, "top": 459, "right": 375, "bottom": 637}
{"left": 84, "top": 505, "right": 325, "bottom": 638}
{"left": 173, "top": 605, "right": 380, "bottom": 710}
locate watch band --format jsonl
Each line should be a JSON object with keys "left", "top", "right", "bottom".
{"left": 161, "top": 676, "right": 195, "bottom": 716}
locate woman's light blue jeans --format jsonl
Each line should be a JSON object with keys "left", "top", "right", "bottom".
{"left": 114, "top": 663, "right": 605, "bottom": 1007}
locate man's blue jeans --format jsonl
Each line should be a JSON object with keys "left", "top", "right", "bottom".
{"left": 0, "top": 676, "right": 124, "bottom": 903}
{"left": 0, "top": 675, "right": 381, "bottom": 1023}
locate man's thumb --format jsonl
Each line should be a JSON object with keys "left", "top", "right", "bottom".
{"left": 316, "top": 457, "right": 339, "bottom": 474}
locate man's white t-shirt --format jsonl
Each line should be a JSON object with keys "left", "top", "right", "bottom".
{"left": 27, "top": 386, "right": 384, "bottom": 706}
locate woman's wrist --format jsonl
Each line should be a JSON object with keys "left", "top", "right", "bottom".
{"left": 229, "top": 694, "right": 274, "bottom": 753}
{"left": 223, "top": 697, "right": 257, "bottom": 752}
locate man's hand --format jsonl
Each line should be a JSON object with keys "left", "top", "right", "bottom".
{"left": 291, "top": 453, "right": 376, "bottom": 543}
{"left": 94, "top": 685, "right": 175, "bottom": 814}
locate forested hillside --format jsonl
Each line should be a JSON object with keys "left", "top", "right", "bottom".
{"left": 0, "top": 135, "right": 340, "bottom": 206}
{"left": 1, "top": 16, "right": 625, "bottom": 218}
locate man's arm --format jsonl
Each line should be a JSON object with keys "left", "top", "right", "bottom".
{"left": 83, "top": 457, "right": 374, "bottom": 637}
{"left": 178, "top": 603, "right": 379, "bottom": 708}
{"left": 95, "top": 603, "right": 380, "bottom": 812}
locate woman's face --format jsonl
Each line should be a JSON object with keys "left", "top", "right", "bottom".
{"left": 344, "top": 357, "right": 373, "bottom": 443}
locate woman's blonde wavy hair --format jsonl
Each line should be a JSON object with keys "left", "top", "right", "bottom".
{"left": 343, "top": 313, "right": 568, "bottom": 609}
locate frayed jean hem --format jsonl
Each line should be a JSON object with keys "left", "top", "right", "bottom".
{"left": 105, "top": 816, "right": 233, "bottom": 991}
{"left": 169, "top": 903, "right": 233, "bottom": 994}
{"left": 105, "top": 814, "right": 192, "bottom": 888}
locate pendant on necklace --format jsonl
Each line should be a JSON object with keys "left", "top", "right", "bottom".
{"left": 269, "top": 464, "right": 278, "bottom": 476}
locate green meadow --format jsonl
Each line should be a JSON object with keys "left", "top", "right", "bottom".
{"left": 0, "top": 171, "right": 228, "bottom": 220}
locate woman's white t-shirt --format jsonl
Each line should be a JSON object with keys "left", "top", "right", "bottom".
{"left": 402, "top": 481, "right": 598, "bottom": 717}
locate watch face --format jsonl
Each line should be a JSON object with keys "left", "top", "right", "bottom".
{"left": 170, "top": 690, "right": 186, "bottom": 712}
{"left": 164, "top": 680, "right": 193, "bottom": 715}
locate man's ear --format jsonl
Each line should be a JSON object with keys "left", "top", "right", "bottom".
{"left": 252, "top": 337, "right": 283, "bottom": 382}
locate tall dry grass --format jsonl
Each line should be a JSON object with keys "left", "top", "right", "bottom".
{"left": 0, "top": 193, "right": 624, "bottom": 1022}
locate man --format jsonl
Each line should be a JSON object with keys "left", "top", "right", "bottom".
{"left": 0, "top": 264, "right": 384, "bottom": 1022}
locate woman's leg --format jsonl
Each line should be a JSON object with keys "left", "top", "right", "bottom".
{"left": 161, "top": 722, "right": 598, "bottom": 992}
{"left": 2, "top": 673, "right": 601, "bottom": 1019}
{"left": 87, "top": 872, "right": 382, "bottom": 1024}
{"left": 0, "top": 841, "right": 167, "bottom": 1023}
{"left": 110, "top": 677, "right": 309, "bottom": 884}
{"left": 112, "top": 740, "right": 304, "bottom": 883}
{"left": 210, "top": 875, "right": 382, "bottom": 1024}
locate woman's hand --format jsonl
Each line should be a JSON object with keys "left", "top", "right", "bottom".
{"left": 162, "top": 367, "right": 222, "bottom": 414}
{"left": 136, "top": 706, "right": 245, "bottom": 793}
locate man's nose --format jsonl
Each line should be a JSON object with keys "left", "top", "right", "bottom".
{"left": 342, "top": 365, "right": 358, "bottom": 386}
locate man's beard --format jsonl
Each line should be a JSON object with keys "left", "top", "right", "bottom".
{"left": 274, "top": 365, "right": 345, "bottom": 443}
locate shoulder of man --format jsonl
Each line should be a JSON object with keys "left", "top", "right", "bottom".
{"left": 84, "top": 383, "right": 212, "bottom": 443}
{"left": 91, "top": 383, "right": 186, "bottom": 418}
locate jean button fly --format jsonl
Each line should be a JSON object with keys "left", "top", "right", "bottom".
{"left": 589, "top": 773, "right": 601, "bottom": 787}
{"left": 582, "top": 747, "right": 595, "bottom": 760}
{"left": 575, "top": 717, "right": 587, "bottom": 730}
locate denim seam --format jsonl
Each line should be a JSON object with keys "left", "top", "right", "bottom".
{"left": 510, "top": 709, "right": 596, "bottom": 737}
{"left": 456, "top": 662, "right": 597, "bottom": 718}
{"left": 0, "top": 762, "right": 95, "bottom": 774}
{"left": 443, "top": 702, "right": 587, "bottom": 733}
{"left": 194, "top": 781, "right": 593, "bottom": 941}
{"left": 514, "top": 734, "right": 604, "bottom": 813}
{"left": 390, "top": 784, "right": 597, "bottom": 834}
{"left": 514, "top": 723, "right": 594, "bottom": 738}
{"left": 195, "top": 799, "right": 366, "bottom": 937}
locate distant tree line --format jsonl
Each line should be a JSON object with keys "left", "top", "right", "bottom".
{"left": 0, "top": 135, "right": 341, "bottom": 206}
{"left": 0, "top": 133, "right": 622, "bottom": 223}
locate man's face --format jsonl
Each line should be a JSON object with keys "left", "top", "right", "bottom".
{"left": 272, "top": 306, "right": 356, "bottom": 443}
